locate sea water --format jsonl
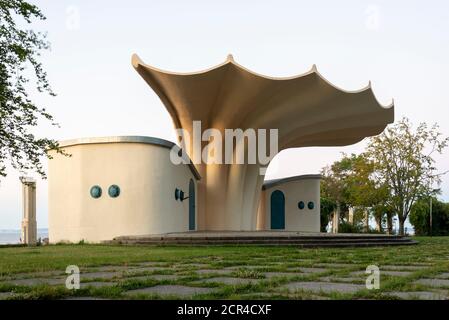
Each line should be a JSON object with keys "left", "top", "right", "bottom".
{"left": 0, "top": 229, "right": 48, "bottom": 244}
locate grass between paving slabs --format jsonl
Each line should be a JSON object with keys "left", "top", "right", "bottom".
{"left": 0, "top": 237, "right": 448, "bottom": 299}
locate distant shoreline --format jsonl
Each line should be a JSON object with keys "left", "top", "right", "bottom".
{"left": 0, "top": 229, "right": 48, "bottom": 245}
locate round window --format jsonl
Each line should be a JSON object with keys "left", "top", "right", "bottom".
{"left": 308, "top": 201, "right": 314, "bottom": 210}
{"left": 108, "top": 185, "right": 120, "bottom": 198}
{"left": 298, "top": 201, "right": 305, "bottom": 210}
{"left": 90, "top": 185, "right": 102, "bottom": 199}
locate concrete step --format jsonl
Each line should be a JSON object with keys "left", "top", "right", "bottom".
{"left": 107, "top": 234, "right": 417, "bottom": 247}
{"left": 114, "top": 235, "right": 406, "bottom": 241}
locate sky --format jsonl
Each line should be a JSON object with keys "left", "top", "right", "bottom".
{"left": 1, "top": 0, "right": 449, "bottom": 229}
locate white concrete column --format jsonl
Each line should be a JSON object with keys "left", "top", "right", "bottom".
{"left": 20, "top": 177, "right": 37, "bottom": 245}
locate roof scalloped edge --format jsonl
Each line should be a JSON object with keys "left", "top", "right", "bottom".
{"left": 131, "top": 53, "right": 394, "bottom": 109}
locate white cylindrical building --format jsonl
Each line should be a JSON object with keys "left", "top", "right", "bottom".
{"left": 48, "top": 136, "right": 200, "bottom": 243}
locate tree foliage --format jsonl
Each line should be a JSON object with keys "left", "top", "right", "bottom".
{"left": 319, "top": 196, "right": 335, "bottom": 232}
{"left": 321, "top": 153, "right": 387, "bottom": 230}
{"left": 0, "top": 0, "right": 61, "bottom": 179}
{"left": 366, "top": 117, "right": 449, "bottom": 234}
{"left": 409, "top": 198, "right": 449, "bottom": 236}
{"left": 320, "top": 118, "right": 448, "bottom": 235}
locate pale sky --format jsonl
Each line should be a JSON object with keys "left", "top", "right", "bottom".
{"left": 1, "top": 0, "right": 448, "bottom": 229}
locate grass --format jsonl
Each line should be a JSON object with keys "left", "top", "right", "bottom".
{"left": 0, "top": 237, "right": 448, "bottom": 300}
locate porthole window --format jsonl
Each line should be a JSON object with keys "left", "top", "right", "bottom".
{"left": 90, "top": 185, "right": 102, "bottom": 199}
{"left": 108, "top": 184, "right": 120, "bottom": 198}
{"left": 298, "top": 201, "right": 305, "bottom": 210}
{"left": 308, "top": 201, "right": 314, "bottom": 210}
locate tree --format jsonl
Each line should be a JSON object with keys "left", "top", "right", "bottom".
{"left": 366, "top": 117, "right": 449, "bottom": 235}
{"left": 321, "top": 156, "right": 352, "bottom": 231}
{"left": 0, "top": 0, "right": 61, "bottom": 179}
{"left": 344, "top": 153, "right": 392, "bottom": 233}
{"left": 409, "top": 198, "right": 449, "bottom": 236}
{"left": 320, "top": 196, "right": 335, "bottom": 232}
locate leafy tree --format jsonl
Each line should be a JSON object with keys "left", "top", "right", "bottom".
{"left": 320, "top": 155, "right": 353, "bottom": 226}
{"left": 344, "top": 153, "right": 392, "bottom": 233}
{"left": 409, "top": 198, "right": 449, "bottom": 236}
{"left": 366, "top": 117, "right": 449, "bottom": 235}
{"left": 0, "top": 0, "right": 61, "bottom": 179}
{"left": 321, "top": 154, "right": 384, "bottom": 232}
{"left": 320, "top": 196, "right": 335, "bottom": 232}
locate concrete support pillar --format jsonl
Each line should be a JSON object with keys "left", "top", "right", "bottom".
{"left": 20, "top": 177, "right": 37, "bottom": 245}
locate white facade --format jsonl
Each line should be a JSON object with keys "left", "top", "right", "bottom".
{"left": 257, "top": 175, "right": 321, "bottom": 232}
{"left": 48, "top": 136, "right": 199, "bottom": 243}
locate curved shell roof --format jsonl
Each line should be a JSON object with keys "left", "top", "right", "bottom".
{"left": 132, "top": 54, "right": 394, "bottom": 150}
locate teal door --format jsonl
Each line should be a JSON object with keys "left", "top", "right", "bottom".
{"left": 270, "top": 190, "right": 285, "bottom": 229}
{"left": 189, "top": 179, "right": 195, "bottom": 230}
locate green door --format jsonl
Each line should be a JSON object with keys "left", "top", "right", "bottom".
{"left": 189, "top": 179, "right": 195, "bottom": 230}
{"left": 270, "top": 190, "right": 285, "bottom": 229}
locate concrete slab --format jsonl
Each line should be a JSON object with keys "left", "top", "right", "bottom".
{"left": 282, "top": 281, "right": 365, "bottom": 294}
{"left": 81, "top": 271, "right": 122, "bottom": 280}
{"left": 387, "top": 291, "right": 448, "bottom": 300}
{"left": 314, "top": 263, "right": 354, "bottom": 269}
{"left": 176, "top": 263, "right": 208, "bottom": 269}
{"left": 319, "top": 276, "right": 364, "bottom": 283}
{"left": 382, "top": 265, "right": 426, "bottom": 271}
{"left": 414, "top": 278, "right": 449, "bottom": 288}
{"left": 263, "top": 272, "right": 298, "bottom": 279}
{"left": 2, "top": 270, "right": 64, "bottom": 280}
{"left": 382, "top": 270, "right": 412, "bottom": 276}
{"left": 125, "top": 285, "right": 214, "bottom": 297}
{"left": 96, "top": 266, "right": 133, "bottom": 272}
{"left": 137, "top": 262, "right": 169, "bottom": 267}
{"left": 298, "top": 267, "right": 327, "bottom": 274}
{"left": 125, "top": 274, "right": 178, "bottom": 281}
{"left": 350, "top": 270, "right": 411, "bottom": 277}
{"left": 124, "top": 267, "right": 165, "bottom": 275}
{"left": 196, "top": 269, "right": 232, "bottom": 275}
{"left": 225, "top": 266, "right": 261, "bottom": 270}
{"left": 2, "top": 277, "right": 65, "bottom": 286}
{"left": 435, "top": 272, "right": 449, "bottom": 279}
{"left": 201, "top": 277, "right": 260, "bottom": 285}
{"left": 80, "top": 281, "right": 117, "bottom": 289}
{"left": 0, "top": 292, "right": 15, "bottom": 299}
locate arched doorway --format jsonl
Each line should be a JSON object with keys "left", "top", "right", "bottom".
{"left": 189, "top": 179, "right": 195, "bottom": 230}
{"left": 270, "top": 190, "right": 285, "bottom": 229}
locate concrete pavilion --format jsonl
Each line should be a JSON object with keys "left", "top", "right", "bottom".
{"left": 47, "top": 54, "right": 394, "bottom": 243}
{"left": 132, "top": 54, "right": 394, "bottom": 232}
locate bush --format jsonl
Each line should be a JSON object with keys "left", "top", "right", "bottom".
{"left": 338, "top": 222, "right": 363, "bottom": 233}
{"left": 410, "top": 198, "right": 449, "bottom": 236}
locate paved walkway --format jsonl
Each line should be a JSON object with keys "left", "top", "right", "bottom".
{"left": 0, "top": 262, "right": 447, "bottom": 300}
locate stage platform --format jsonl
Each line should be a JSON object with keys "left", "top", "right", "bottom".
{"left": 107, "top": 231, "right": 418, "bottom": 247}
